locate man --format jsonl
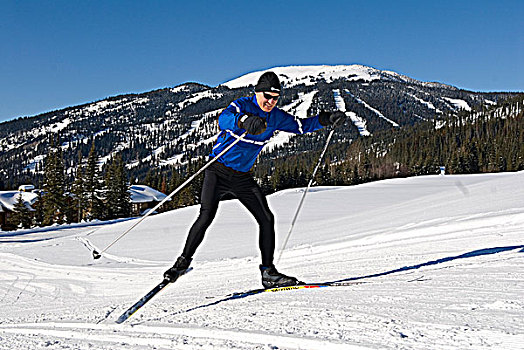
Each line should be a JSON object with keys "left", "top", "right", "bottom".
{"left": 164, "top": 71, "right": 345, "bottom": 288}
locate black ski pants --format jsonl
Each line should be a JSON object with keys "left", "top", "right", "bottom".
{"left": 181, "top": 161, "right": 275, "bottom": 266}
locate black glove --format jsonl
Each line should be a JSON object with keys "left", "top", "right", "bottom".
{"left": 238, "top": 114, "right": 267, "bottom": 135}
{"left": 318, "top": 111, "right": 346, "bottom": 127}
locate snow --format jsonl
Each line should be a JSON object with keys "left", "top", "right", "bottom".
{"left": 23, "top": 155, "right": 46, "bottom": 174}
{"left": 84, "top": 98, "right": 150, "bottom": 115}
{"left": 223, "top": 65, "right": 450, "bottom": 91}
{"left": 98, "top": 140, "right": 131, "bottom": 168}
{"left": 18, "top": 185, "right": 35, "bottom": 192}
{"left": 223, "top": 65, "right": 413, "bottom": 89}
{"left": 443, "top": 97, "right": 472, "bottom": 111}
{"left": 177, "top": 90, "right": 224, "bottom": 110}
{"left": 125, "top": 108, "right": 223, "bottom": 169}
{"left": 85, "top": 100, "right": 122, "bottom": 114}
{"left": 283, "top": 91, "right": 318, "bottom": 119}
{"left": 129, "top": 185, "right": 168, "bottom": 204}
{"left": 1, "top": 171, "right": 523, "bottom": 349}
{"left": 346, "top": 90, "right": 400, "bottom": 127}
{"left": 0, "top": 191, "right": 38, "bottom": 211}
{"left": 407, "top": 92, "right": 443, "bottom": 114}
{"left": 333, "top": 89, "right": 371, "bottom": 136}
{"left": 47, "top": 117, "right": 71, "bottom": 133}
{"left": 171, "top": 84, "right": 193, "bottom": 94}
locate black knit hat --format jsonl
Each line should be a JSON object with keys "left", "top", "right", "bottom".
{"left": 255, "top": 71, "right": 281, "bottom": 93}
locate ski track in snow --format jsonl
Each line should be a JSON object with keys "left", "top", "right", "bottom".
{"left": 0, "top": 322, "right": 367, "bottom": 350}
{"left": 1, "top": 172, "right": 524, "bottom": 349}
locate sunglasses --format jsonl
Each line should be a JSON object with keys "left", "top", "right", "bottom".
{"left": 263, "top": 92, "right": 279, "bottom": 101}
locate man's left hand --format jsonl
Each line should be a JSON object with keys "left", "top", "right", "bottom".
{"left": 319, "top": 111, "right": 347, "bottom": 127}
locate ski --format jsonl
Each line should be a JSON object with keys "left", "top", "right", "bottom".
{"left": 230, "top": 281, "right": 367, "bottom": 299}
{"left": 115, "top": 268, "right": 191, "bottom": 324}
{"left": 228, "top": 274, "right": 428, "bottom": 299}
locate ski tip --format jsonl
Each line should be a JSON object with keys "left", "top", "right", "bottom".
{"left": 115, "top": 317, "right": 126, "bottom": 324}
{"left": 115, "top": 310, "right": 135, "bottom": 324}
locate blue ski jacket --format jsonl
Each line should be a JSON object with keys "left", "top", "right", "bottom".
{"left": 210, "top": 94, "right": 324, "bottom": 172}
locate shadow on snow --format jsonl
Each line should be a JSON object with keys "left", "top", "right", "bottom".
{"left": 145, "top": 244, "right": 524, "bottom": 322}
{"left": 330, "top": 244, "right": 524, "bottom": 284}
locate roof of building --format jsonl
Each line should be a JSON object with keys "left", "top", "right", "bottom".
{"left": 0, "top": 191, "right": 39, "bottom": 212}
{"left": 129, "top": 185, "right": 169, "bottom": 204}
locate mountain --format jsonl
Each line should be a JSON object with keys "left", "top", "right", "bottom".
{"left": 223, "top": 64, "right": 453, "bottom": 90}
{"left": 0, "top": 64, "right": 520, "bottom": 189}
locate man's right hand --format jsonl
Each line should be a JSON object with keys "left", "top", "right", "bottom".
{"left": 239, "top": 114, "right": 267, "bottom": 135}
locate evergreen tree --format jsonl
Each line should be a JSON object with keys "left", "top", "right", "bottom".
{"left": 11, "top": 193, "right": 32, "bottom": 229}
{"left": 466, "top": 142, "right": 480, "bottom": 173}
{"left": 260, "top": 175, "right": 273, "bottom": 195}
{"left": 104, "top": 154, "right": 131, "bottom": 219}
{"left": 42, "top": 136, "right": 67, "bottom": 226}
{"left": 72, "top": 151, "right": 85, "bottom": 222}
{"left": 160, "top": 175, "right": 167, "bottom": 194}
{"left": 32, "top": 191, "right": 45, "bottom": 227}
{"left": 315, "top": 164, "right": 331, "bottom": 186}
{"left": 167, "top": 168, "right": 181, "bottom": 210}
{"left": 84, "top": 142, "right": 104, "bottom": 220}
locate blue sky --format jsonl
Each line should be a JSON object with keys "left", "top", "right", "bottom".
{"left": 1, "top": 0, "right": 523, "bottom": 122}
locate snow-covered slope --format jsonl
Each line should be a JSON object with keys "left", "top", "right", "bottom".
{"left": 1, "top": 170, "right": 523, "bottom": 349}
{"left": 222, "top": 64, "right": 450, "bottom": 90}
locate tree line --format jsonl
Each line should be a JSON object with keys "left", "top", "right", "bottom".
{"left": 9, "top": 136, "right": 131, "bottom": 229}
{"left": 137, "top": 95, "right": 523, "bottom": 205}
{"left": 255, "top": 95, "right": 523, "bottom": 189}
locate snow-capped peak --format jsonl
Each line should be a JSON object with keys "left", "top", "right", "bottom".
{"left": 222, "top": 64, "right": 439, "bottom": 89}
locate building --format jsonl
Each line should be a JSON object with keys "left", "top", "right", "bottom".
{"left": 0, "top": 184, "right": 168, "bottom": 230}
{"left": 0, "top": 190, "right": 38, "bottom": 230}
{"left": 129, "top": 185, "right": 170, "bottom": 216}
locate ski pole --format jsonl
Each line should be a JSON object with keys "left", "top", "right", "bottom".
{"left": 276, "top": 123, "right": 340, "bottom": 264}
{"left": 92, "top": 131, "right": 248, "bottom": 259}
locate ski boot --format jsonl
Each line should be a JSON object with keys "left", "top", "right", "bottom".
{"left": 164, "top": 256, "right": 192, "bottom": 282}
{"left": 260, "top": 264, "right": 302, "bottom": 289}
